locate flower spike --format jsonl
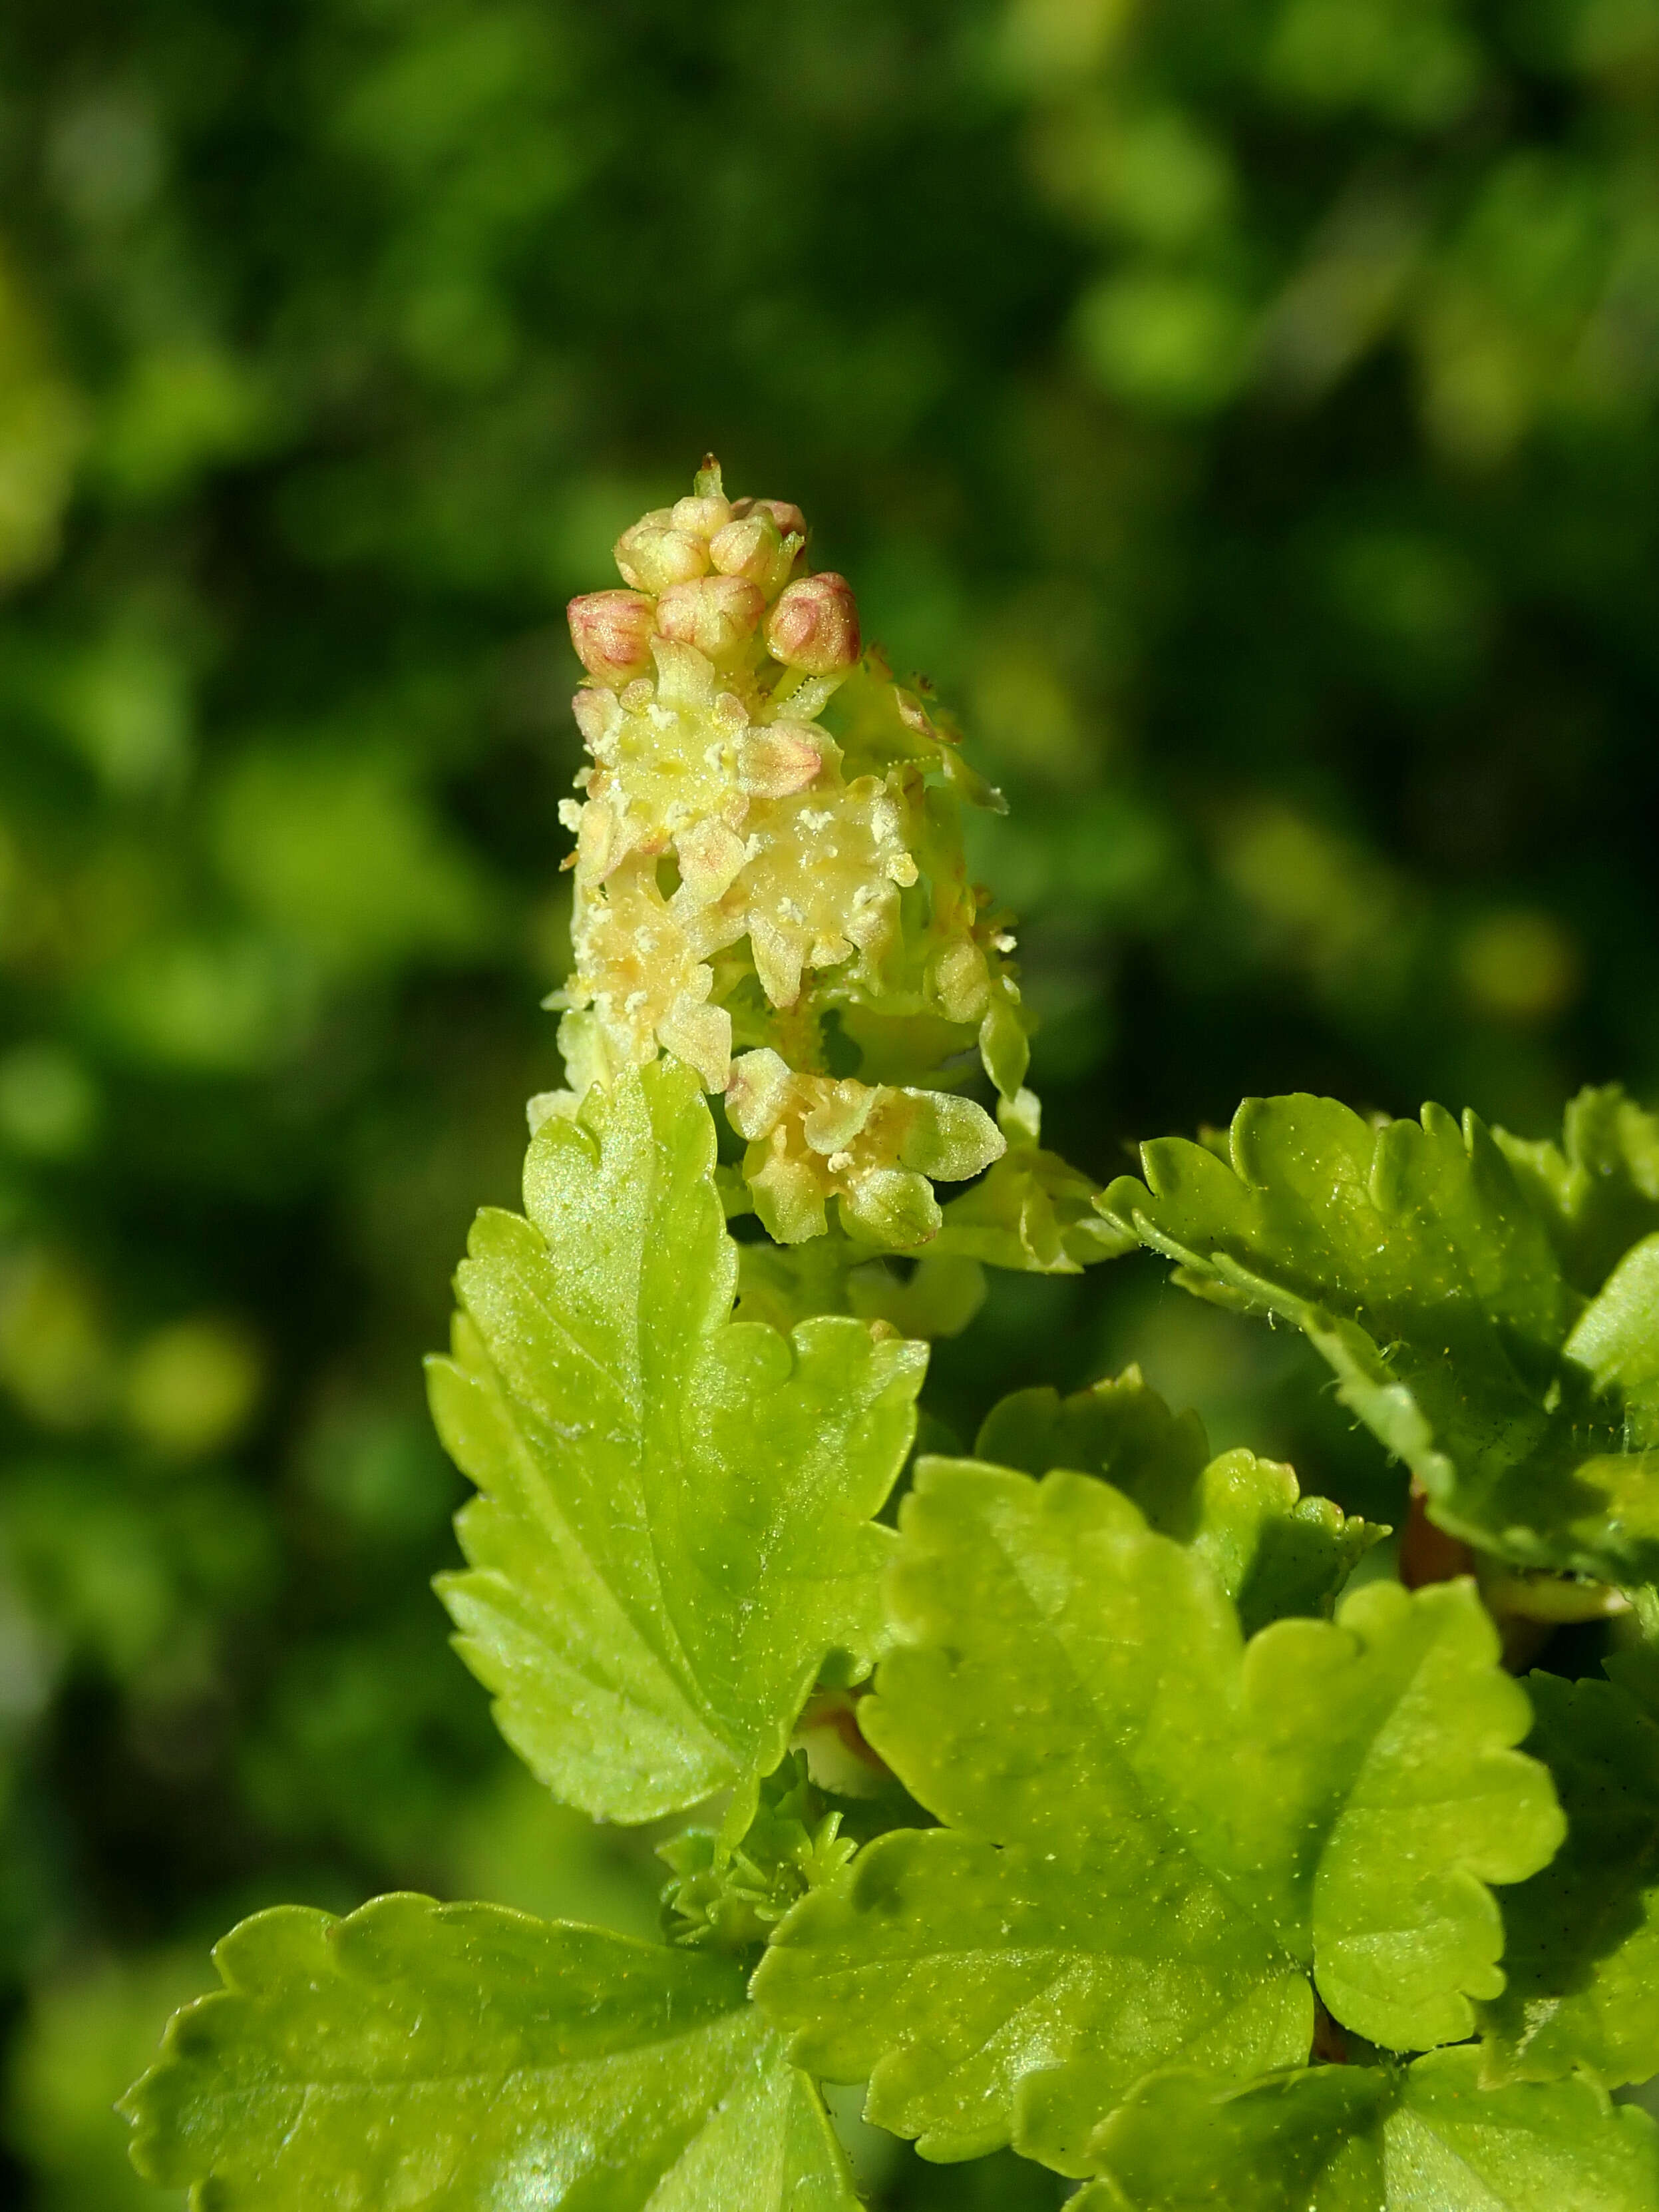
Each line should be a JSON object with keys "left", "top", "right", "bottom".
{"left": 550, "top": 459, "right": 1038, "bottom": 1250}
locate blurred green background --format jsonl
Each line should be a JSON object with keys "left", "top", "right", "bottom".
{"left": 1, "top": 0, "right": 1656, "bottom": 2202}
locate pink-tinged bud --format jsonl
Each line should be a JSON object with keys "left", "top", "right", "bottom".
{"left": 671, "top": 489, "right": 733, "bottom": 541}
{"left": 614, "top": 518, "right": 709, "bottom": 593}
{"left": 765, "top": 572, "right": 860, "bottom": 676}
{"left": 655, "top": 574, "right": 765, "bottom": 664}
{"left": 568, "top": 590, "right": 657, "bottom": 685}
{"left": 731, "top": 495, "right": 809, "bottom": 540}
{"left": 710, "top": 513, "right": 796, "bottom": 596}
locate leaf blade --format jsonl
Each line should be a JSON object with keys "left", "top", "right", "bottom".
{"left": 755, "top": 1460, "right": 1557, "bottom": 2170}
{"left": 976, "top": 1366, "right": 1383, "bottom": 1633}
{"left": 120, "top": 1894, "right": 859, "bottom": 2211}
{"left": 1075, "top": 2050, "right": 1659, "bottom": 2212}
{"left": 1495, "top": 1084, "right": 1659, "bottom": 1298}
{"left": 1481, "top": 1669, "right": 1659, "bottom": 2088}
{"left": 428, "top": 1061, "right": 925, "bottom": 1819}
{"left": 1099, "top": 1093, "right": 1659, "bottom": 1580}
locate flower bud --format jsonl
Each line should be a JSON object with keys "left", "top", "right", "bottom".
{"left": 567, "top": 590, "right": 657, "bottom": 685}
{"left": 655, "top": 574, "right": 766, "bottom": 664}
{"left": 765, "top": 572, "right": 860, "bottom": 676}
{"left": 614, "top": 514, "right": 709, "bottom": 593}
{"left": 731, "top": 495, "right": 809, "bottom": 540}
{"left": 710, "top": 513, "right": 796, "bottom": 596}
{"left": 671, "top": 490, "right": 733, "bottom": 541}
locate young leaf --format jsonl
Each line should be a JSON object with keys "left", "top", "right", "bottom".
{"left": 120, "top": 1893, "right": 858, "bottom": 2210}
{"left": 427, "top": 1059, "right": 926, "bottom": 1821}
{"left": 1481, "top": 1669, "right": 1659, "bottom": 2088}
{"left": 1072, "top": 2062, "right": 1389, "bottom": 2211}
{"left": 659, "top": 1753, "right": 858, "bottom": 1952}
{"left": 1494, "top": 1084, "right": 1659, "bottom": 1298}
{"left": 1098, "top": 1094, "right": 1659, "bottom": 1582}
{"left": 753, "top": 1460, "right": 1560, "bottom": 2173}
{"left": 974, "top": 1365, "right": 1210, "bottom": 1511}
{"left": 1191, "top": 1446, "right": 1385, "bottom": 1634}
{"left": 1565, "top": 1233, "right": 1659, "bottom": 1440}
{"left": 1073, "top": 2049, "right": 1659, "bottom": 2211}
{"left": 976, "top": 1366, "right": 1383, "bottom": 1633}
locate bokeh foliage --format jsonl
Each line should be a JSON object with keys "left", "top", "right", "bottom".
{"left": 0, "top": 0, "right": 1654, "bottom": 2201}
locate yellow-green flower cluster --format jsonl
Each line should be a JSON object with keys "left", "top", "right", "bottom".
{"left": 540, "top": 459, "right": 1031, "bottom": 1248}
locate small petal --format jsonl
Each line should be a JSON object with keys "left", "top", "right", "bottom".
{"left": 897, "top": 1092, "right": 1006, "bottom": 1182}
{"left": 735, "top": 724, "right": 824, "bottom": 797}
{"left": 570, "top": 685, "right": 619, "bottom": 746}
{"left": 725, "top": 1048, "right": 795, "bottom": 1140}
{"left": 931, "top": 939, "right": 991, "bottom": 1024}
{"left": 657, "top": 998, "right": 732, "bottom": 1092}
{"left": 801, "top": 1083, "right": 876, "bottom": 1154}
{"left": 749, "top": 916, "right": 806, "bottom": 1008}
{"left": 840, "top": 1167, "right": 942, "bottom": 1249}
{"left": 675, "top": 817, "right": 749, "bottom": 903}
{"left": 749, "top": 1153, "right": 829, "bottom": 1244}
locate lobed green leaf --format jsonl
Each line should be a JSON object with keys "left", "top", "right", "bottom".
{"left": 753, "top": 1458, "right": 1560, "bottom": 2171}
{"left": 121, "top": 1892, "right": 858, "bottom": 2209}
{"left": 975, "top": 1365, "right": 1383, "bottom": 1633}
{"left": 1073, "top": 2050, "right": 1659, "bottom": 2211}
{"left": 427, "top": 1059, "right": 926, "bottom": 1821}
{"left": 1481, "top": 1667, "right": 1659, "bottom": 2088}
{"left": 1099, "top": 1092, "right": 1659, "bottom": 1580}
{"left": 1565, "top": 1233, "right": 1659, "bottom": 1446}
{"left": 1495, "top": 1084, "right": 1659, "bottom": 1299}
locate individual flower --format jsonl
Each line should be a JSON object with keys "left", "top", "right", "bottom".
{"left": 567, "top": 590, "right": 657, "bottom": 684}
{"left": 725, "top": 1048, "right": 1004, "bottom": 1247}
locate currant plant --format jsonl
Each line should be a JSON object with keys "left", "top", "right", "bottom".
{"left": 121, "top": 468, "right": 1659, "bottom": 2209}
